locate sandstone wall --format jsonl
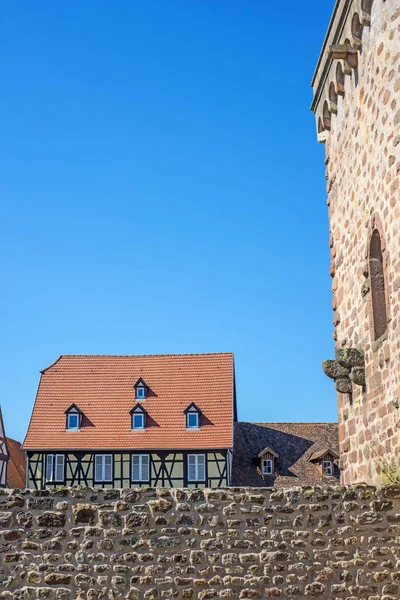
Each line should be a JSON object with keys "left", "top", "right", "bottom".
{"left": 0, "top": 485, "right": 400, "bottom": 599}
{"left": 320, "top": 0, "right": 400, "bottom": 483}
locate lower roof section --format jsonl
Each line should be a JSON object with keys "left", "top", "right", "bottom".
{"left": 232, "top": 422, "right": 339, "bottom": 487}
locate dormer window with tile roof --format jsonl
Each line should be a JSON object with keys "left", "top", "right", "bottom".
{"left": 130, "top": 403, "right": 147, "bottom": 430}
{"left": 257, "top": 447, "right": 278, "bottom": 476}
{"left": 309, "top": 448, "right": 338, "bottom": 477}
{"left": 134, "top": 378, "right": 148, "bottom": 400}
{"left": 184, "top": 403, "right": 201, "bottom": 429}
{"left": 65, "top": 404, "right": 82, "bottom": 431}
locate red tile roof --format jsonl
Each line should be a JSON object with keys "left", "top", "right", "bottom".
{"left": 6, "top": 438, "right": 26, "bottom": 488}
{"left": 23, "top": 353, "right": 235, "bottom": 451}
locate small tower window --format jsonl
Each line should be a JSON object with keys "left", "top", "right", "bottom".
{"left": 369, "top": 229, "right": 388, "bottom": 340}
{"left": 323, "top": 460, "right": 333, "bottom": 476}
{"left": 134, "top": 378, "right": 148, "bottom": 400}
{"left": 184, "top": 403, "right": 202, "bottom": 429}
{"left": 65, "top": 404, "right": 82, "bottom": 431}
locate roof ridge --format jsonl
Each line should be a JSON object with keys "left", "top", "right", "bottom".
{"left": 40, "top": 352, "right": 234, "bottom": 373}
{"left": 59, "top": 352, "right": 233, "bottom": 357}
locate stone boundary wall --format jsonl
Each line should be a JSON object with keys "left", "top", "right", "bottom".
{"left": 0, "top": 485, "right": 400, "bottom": 599}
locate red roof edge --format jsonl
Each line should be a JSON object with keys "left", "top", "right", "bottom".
{"left": 40, "top": 355, "right": 64, "bottom": 374}
{"left": 22, "top": 372, "right": 44, "bottom": 450}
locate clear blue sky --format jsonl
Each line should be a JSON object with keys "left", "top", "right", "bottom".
{"left": 1, "top": 1, "right": 337, "bottom": 442}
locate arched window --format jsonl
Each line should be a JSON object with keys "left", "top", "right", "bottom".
{"left": 336, "top": 62, "right": 345, "bottom": 95}
{"left": 369, "top": 229, "right": 387, "bottom": 340}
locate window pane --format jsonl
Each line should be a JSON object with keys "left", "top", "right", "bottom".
{"left": 104, "top": 456, "right": 112, "bottom": 481}
{"left": 132, "top": 457, "right": 140, "bottom": 481}
{"left": 46, "top": 455, "right": 54, "bottom": 481}
{"left": 55, "top": 455, "right": 64, "bottom": 481}
{"left": 95, "top": 455, "right": 103, "bottom": 481}
{"left": 134, "top": 414, "right": 143, "bottom": 428}
{"left": 68, "top": 414, "right": 78, "bottom": 428}
{"left": 188, "top": 455, "right": 196, "bottom": 481}
{"left": 141, "top": 455, "right": 149, "bottom": 481}
{"left": 197, "top": 456, "right": 205, "bottom": 481}
{"left": 188, "top": 413, "right": 198, "bottom": 427}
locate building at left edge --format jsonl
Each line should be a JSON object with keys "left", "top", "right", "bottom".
{"left": 23, "top": 353, "right": 236, "bottom": 489}
{"left": 0, "top": 407, "right": 26, "bottom": 489}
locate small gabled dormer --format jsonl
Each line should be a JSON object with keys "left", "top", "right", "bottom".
{"left": 257, "top": 447, "right": 278, "bottom": 476}
{"left": 130, "top": 403, "right": 147, "bottom": 430}
{"left": 134, "top": 378, "right": 148, "bottom": 400}
{"left": 184, "top": 402, "right": 202, "bottom": 429}
{"left": 65, "top": 404, "right": 83, "bottom": 431}
{"left": 309, "top": 448, "right": 339, "bottom": 476}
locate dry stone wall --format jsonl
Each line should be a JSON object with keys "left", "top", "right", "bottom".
{"left": 0, "top": 486, "right": 400, "bottom": 599}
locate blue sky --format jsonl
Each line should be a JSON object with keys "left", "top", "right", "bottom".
{"left": 1, "top": 1, "right": 336, "bottom": 442}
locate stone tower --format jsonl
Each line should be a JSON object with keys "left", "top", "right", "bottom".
{"left": 311, "top": 0, "right": 400, "bottom": 484}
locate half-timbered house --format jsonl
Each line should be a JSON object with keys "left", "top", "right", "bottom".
{"left": 23, "top": 353, "right": 236, "bottom": 489}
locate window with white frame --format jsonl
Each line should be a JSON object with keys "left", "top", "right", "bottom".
{"left": 67, "top": 412, "right": 80, "bottom": 430}
{"left": 136, "top": 386, "right": 146, "bottom": 399}
{"left": 94, "top": 454, "right": 113, "bottom": 482}
{"left": 46, "top": 454, "right": 65, "bottom": 482}
{"left": 186, "top": 411, "right": 199, "bottom": 429}
{"left": 262, "top": 459, "right": 273, "bottom": 475}
{"left": 323, "top": 460, "right": 333, "bottom": 476}
{"left": 131, "top": 454, "right": 150, "bottom": 482}
{"left": 187, "top": 454, "right": 205, "bottom": 482}
{"left": 132, "top": 413, "right": 145, "bottom": 429}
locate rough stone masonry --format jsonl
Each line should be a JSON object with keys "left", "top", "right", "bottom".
{"left": 311, "top": 0, "right": 400, "bottom": 484}
{"left": 0, "top": 486, "right": 400, "bottom": 599}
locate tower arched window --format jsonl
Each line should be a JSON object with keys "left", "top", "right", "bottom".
{"left": 369, "top": 229, "right": 387, "bottom": 340}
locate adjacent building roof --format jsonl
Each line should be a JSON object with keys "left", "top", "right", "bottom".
{"left": 6, "top": 438, "right": 26, "bottom": 488}
{"left": 23, "top": 353, "right": 235, "bottom": 451}
{"left": 232, "top": 422, "right": 339, "bottom": 487}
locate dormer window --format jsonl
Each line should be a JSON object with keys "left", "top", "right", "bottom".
{"left": 309, "top": 448, "right": 338, "bottom": 477}
{"left": 134, "top": 378, "right": 148, "bottom": 400}
{"left": 65, "top": 404, "right": 82, "bottom": 431}
{"left": 130, "top": 404, "right": 147, "bottom": 430}
{"left": 257, "top": 447, "right": 278, "bottom": 477}
{"left": 184, "top": 403, "right": 202, "bottom": 429}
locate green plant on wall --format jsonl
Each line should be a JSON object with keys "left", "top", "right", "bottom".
{"left": 376, "top": 457, "right": 400, "bottom": 484}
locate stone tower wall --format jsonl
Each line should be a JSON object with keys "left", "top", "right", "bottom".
{"left": 312, "top": 0, "right": 400, "bottom": 483}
